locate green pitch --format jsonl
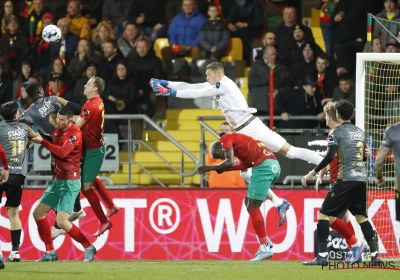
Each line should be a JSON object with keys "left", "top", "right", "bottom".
{"left": 1, "top": 261, "right": 399, "bottom": 280}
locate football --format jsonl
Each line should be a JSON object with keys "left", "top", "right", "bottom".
{"left": 42, "top": 24, "right": 62, "bottom": 43}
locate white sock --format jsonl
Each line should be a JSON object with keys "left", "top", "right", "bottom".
{"left": 286, "top": 146, "right": 323, "bottom": 165}
{"left": 11, "top": 250, "right": 18, "bottom": 255}
{"left": 267, "top": 189, "right": 283, "bottom": 207}
{"left": 319, "top": 252, "right": 328, "bottom": 257}
{"left": 240, "top": 169, "right": 252, "bottom": 183}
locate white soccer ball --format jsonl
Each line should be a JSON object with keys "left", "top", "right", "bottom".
{"left": 42, "top": 24, "right": 62, "bottom": 44}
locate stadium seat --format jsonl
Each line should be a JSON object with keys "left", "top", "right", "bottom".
{"left": 154, "top": 38, "right": 170, "bottom": 59}
{"left": 163, "top": 59, "right": 191, "bottom": 82}
{"left": 221, "top": 38, "right": 243, "bottom": 62}
{"left": 222, "top": 61, "right": 246, "bottom": 80}
{"left": 191, "top": 58, "right": 215, "bottom": 83}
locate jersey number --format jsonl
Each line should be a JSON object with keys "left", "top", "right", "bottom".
{"left": 356, "top": 141, "right": 364, "bottom": 160}
{"left": 10, "top": 140, "right": 26, "bottom": 157}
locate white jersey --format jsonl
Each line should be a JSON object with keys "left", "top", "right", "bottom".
{"left": 168, "top": 76, "right": 256, "bottom": 128}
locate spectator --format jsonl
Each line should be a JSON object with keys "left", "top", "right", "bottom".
{"left": 49, "top": 17, "right": 80, "bottom": 66}
{"left": 283, "top": 25, "right": 323, "bottom": 69}
{"left": 248, "top": 45, "right": 288, "bottom": 115}
{"left": 68, "top": 38, "right": 101, "bottom": 80}
{"left": 24, "top": 0, "right": 47, "bottom": 45}
{"left": 30, "top": 12, "right": 55, "bottom": 73}
{"left": 289, "top": 44, "right": 316, "bottom": 88}
{"left": 44, "top": 0, "right": 67, "bottom": 21}
{"left": 45, "top": 57, "right": 74, "bottom": 91}
{"left": 0, "top": 15, "right": 29, "bottom": 79}
{"left": 81, "top": 0, "right": 104, "bottom": 30}
{"left": 162, "top": 0, "right": 207, "bottom": 60}
{"left": 252, "top": 31, "right": 276, "bottom": 62}
{"left": 118, "top": 22, "right": 145, "bottom": 58}
{"left": 206, "top": 122, "right": 246, "bottom": 188}
{"left": 44, "top": 72, "right": 75, "bottom": 102}
{"left": 312, "top": 0, "right": 338, "bottom": 58}
{"left": 133, "top": 0, "right": 168, "bottom": 42}
{"left": 17, "top": 80, "right": 35, "bottom": 113}
{"left": 262, "top": 0, "right": 283, "bottom": 32}
{"left": 385, "top": 38, "right": 400, "bottom": 52}
{"left": 102, "top": 0, "right": 133, "bottom": 37}
{"left": 13, "top": 60, "right": 34, "bottom": 99}
{"left": 371, "top": 36, "right": 383, "bottom": 52}
{"left": 332, "top": 72, "right": 355, "bottom": 106}
{"left": 199, "top": 3, "right": 230, "bottom": 61}
{"left": 0, "top": 62, "right": 12, "bottom": 104}
{"left": 66, "top": 0, "right": 91, "bottom": 39}
{"left": 73, "top": 61, "right": 97, "bottom": 105}
{"left": 275, "top": 75, "right": 324, "bottom": 129}
{"left": 332, "top": 0, "right": 373, "bottom": 74}
{"left": 373, "top": 0, "right": 400, "bottom": 50}
{"left": 1, "top": 0, "right": 14, "bottom": 36}
{"left": 102, "top": 38, "right": 124, "bottom": 81}
{"left": 128, "top": 37, "right": 164, "bottom": 119}
{"left": 274, "top": 6, "right": 315, "bottom": 59}
{"left": 91, "top": 20, "right": 116, "bottom": 56}
{"left": 315, "top": 53, "right": 337, "bottom": 106}
{"left": 165, "top": 0, "right": 182, "bottom": 25}
{"left": 226, "top": 0, "right": 263, "bottom": 64}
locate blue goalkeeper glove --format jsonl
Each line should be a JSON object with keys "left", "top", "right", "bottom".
{"left": 149, "top": 78, "right": 169, "bottom": 89}
{"left": 153, "top": 85, "right": 177, "bottom": 97}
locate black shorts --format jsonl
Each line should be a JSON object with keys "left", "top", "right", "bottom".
{"left": 0, "top": 174, "right": 25, "bottom": 207}
{"left": 320, "top": 180, "right": 367, "bottom": 218}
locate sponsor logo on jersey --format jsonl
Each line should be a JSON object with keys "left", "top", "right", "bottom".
{"left": 69, "top": 136, "right": 76, "bottom": 142}
{"left": 8, "top": 126, "right": 26, "bottom": 140}
{"left": 38, "top": 100, "right": 56, "bottom": 117}
{"left": 83, "top": 109, "right": 90, "bottom": 116}
{"left": 216, "top": 82, "right": 220, "bottom": 89}
{"left": 213, "top": 95, "right": 221, "bottom": 101}
{"left": 350, "top": 131, "right": 363, "bottom": 141}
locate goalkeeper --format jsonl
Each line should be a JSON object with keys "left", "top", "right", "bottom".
{"left": 150, "top": 61, "right": 324, "bottom": 227}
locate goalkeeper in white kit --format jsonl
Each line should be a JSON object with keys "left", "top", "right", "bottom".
{"left": 150, "top": 62, "right": 323, "bottom": 227}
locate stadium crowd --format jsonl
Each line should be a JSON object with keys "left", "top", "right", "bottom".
{"left": 0, "top": 0, "right": 396, "bottom": 130}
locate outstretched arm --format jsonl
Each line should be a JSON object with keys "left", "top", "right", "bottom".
{"left": 41, "top": 139, "right": 76, "bottom": 158}
{"left": 168, "top": 81, "right": 210, "bottom": 90}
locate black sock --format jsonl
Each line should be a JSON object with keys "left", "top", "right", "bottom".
{"left": 317, "top": 220, "right": 330, "bottom": 253}
{"left": 11, "top": 229, "right": 21, "bottom": 251}
{"left": 73, "top": 193, "right": 81, "bottom": 212}
{"left": 360, "top": 221, "right": 378, "bottom": 253}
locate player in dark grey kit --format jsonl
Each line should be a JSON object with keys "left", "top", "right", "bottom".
{"left": 301, "top": 100, "right": 380, "bottom": 265}
{"left": 0, "top": 101, "right": 38, "bottom": 262}
{"left": 20, "top": 82, "right": 85, "bottom": 238}
{"left": 375, "top": 121, "right": 400, "bottom": 224}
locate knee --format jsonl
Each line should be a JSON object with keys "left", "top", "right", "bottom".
{"left": 33, "top": 208, "right": 45, "bottom": 221}
{"left": 56, "top": 217, "right": 70, "bottom": 230}
{"left": 7, "top": 207, "right": 19, "bottom": 222}
{"left": 245, "top": 197, "right": 262, "bottom": 211}
{"left": 355, "top": 215, "right": 368, "bottom": 224}
{"left": 317, "top": 210, "right": 329, "bottom": 220}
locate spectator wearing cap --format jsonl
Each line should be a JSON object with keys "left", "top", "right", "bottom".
{"left": 44, "top": 72, "right": 74, "bottom": 102}
{"left": 275, "top": 75, "right": 324, "bottom": 129}
{"left": 24, "top": 0, "right": 48, "bottom": 45}
{"left": 385, "top": 38, "right": 400, "bottom": 52}
{"left": 0, "top": 15, "right": 29, "bottom": 78}
{"left": 73, "top": 61, "right": 97, "bottom": 105}
{"left": 314, "top": 53, "right": 338, "bottom": 106}
{"left": 101, "top": 38, "right": 124, "bottom": 81}
{"left": 128, "top": 37, "right": 164, "bottom": 119}
{"left": 289, "top": 44, "right": 317, "bottom": 88}
{"left": 332, "top": 73, "right": 356, "bottom": 106}
{"left": 252, "top": 32, "right": 276, "bottom": 62}
{"left": 1, "top": 0, "right": 15, "bottom": 36}
{"left": 282, "top": 24, "right": 323, "bottom": 69}
{"left": 248, "top": 45, "right": 289, "bottom": 116}
{"left": 68, "top": 38, "right": 102, "bottom": 80}
{"left": 49, "top": 17, "right": 79, "bottom": 66}
{"left": 30, "top": 12, "right": 55, "bottom": 72}
{"left": 0, "top": 62, "right": 12, "bottom": 104}
{"left": 274, "top": 6, "right": 315, "bottom": 59}
{"left": 66, "top": 0, "right": 91, "bottom": 39}
{"left": 118, "top": 22, "right": 146, "bottom": 58}
{"left": 373, "top": 0, "right": 400, "bottom": 50}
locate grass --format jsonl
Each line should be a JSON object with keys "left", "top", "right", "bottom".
{"left": 2, "top": 261, "right": 400, "bottom": 280}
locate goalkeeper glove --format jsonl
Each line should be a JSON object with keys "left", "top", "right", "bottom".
{"left": 149, "top": 78, "right": 169, "bottom": 88}
{"left": 154, "top": 85, "right": 177, "bottom": 97}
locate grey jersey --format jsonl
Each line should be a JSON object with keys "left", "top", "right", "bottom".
{"left": 327, "top": 123, "right": 367, "bottom": 181}
{"left": 0, "top": 121, "right": 30, "bottom": 176}
{"left": 19, "top": 96, "right": 67, "bottom": 134}
{"left": 381, "top": 122, "right": 400, "bottom": 187}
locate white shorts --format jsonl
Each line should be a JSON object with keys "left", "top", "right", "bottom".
{"left": 236, "top": 117, "right": 286, "bottom": 153}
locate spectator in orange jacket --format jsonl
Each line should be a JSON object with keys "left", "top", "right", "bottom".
{"left": 206, "top": 122, "right": 246, "bottom": 188}
{"left": 66, "top": 0, "right": 91, "bottom": 39}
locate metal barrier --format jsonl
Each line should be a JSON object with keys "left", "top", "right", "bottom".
{"left": 25, "top": 114, "right": 199, "bottom": 188}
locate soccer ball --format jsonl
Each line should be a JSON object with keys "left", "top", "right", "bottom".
{"left": 42, "top": 24, "right": 61, "bottom": 43}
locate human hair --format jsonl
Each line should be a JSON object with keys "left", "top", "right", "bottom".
{"left": 67, "top": 0, "right": 81, "bottom": 6}
{"left": 125, "top": 20, "right": 139, "bottom": 29}
{"left": 208, "top": 3, "right": 219, "bottom": 10}
{"left": 335, "top": 99, "right": 354, "bottom": 121}
{"left": 136, "top": 37, "right": 150, "bottom": 48}
{"left": 221, "top": 122, "right": 229, "bottom": 126}
{"left": 58, "top": 105, "right": 74, "bottom": 119}
{"left": 25, "top": 82, "right": 42, "bottom": 100}
{"left": 338, "top": 73, "right": 352, "bottom": 82}
{"left": 49, "top": 57, "right": 67, "bottom": 74}
{"left": 92, "top": 21, "right": 115, "bottom": 45}
{"left": 92, "top": 76, "right": 105, "bottom": 94}
{"left": 57, "top": 17, "right": 71, "bottom": 27}
{"left": 209, "top": 141, "right": 221, "bottom": 158}
{"left": 0, "top": 101, "right": 18, "bottom": 120}
{"left": 206, "top": 62, "right": 224, "bottom": 74}
{"left": 111, "top": 61, "right": 130, "bottom": 83}
{"left": 263, "top": 45, "right": 277, "bottom": 55}
{"left": 323, "top": 101, "right": 337, "bottom": 123}
{"left": 317, "top": 52, "right": 330, "bottom": 62}
{"left": 104, "top": 38, "right": 118, "bottom": 49}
